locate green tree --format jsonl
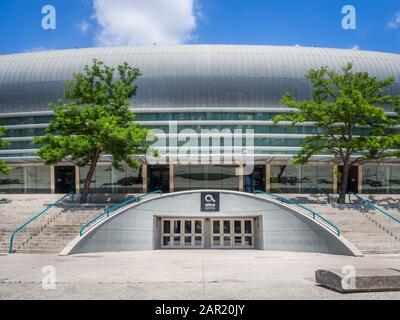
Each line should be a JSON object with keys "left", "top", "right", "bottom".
{"left": 274, "top": 63, "right": 400, "bottom": 204}
{"left": 35, "top": 59, "right": 153, "bottom": 203}
{"left": 0, "top": 128, "right": 11, "bottom": 174}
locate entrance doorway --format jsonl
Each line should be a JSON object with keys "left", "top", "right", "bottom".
{"left": 161, "top": 218, "right": 204, "bottom": 248}
{"left": 55, "top": 166, "right": 76, "bottom": 194}
{"left": 212, "top": 218, "right": 254, "bottom": 248}
{"left": 148, "top": 165, "right": 169, "bottom": 193}
{"left": 338, "top": 166, "right": 359, "bottom": 193}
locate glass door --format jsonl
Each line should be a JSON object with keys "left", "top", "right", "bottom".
{"left": 212, "top": 218, "right": 254, "bottom": 248}
{"left": 162, "top": 218, "right": 204, "bottom": 248}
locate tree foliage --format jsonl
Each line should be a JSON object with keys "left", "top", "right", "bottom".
{"left": 35, "top": 59, "right": 153, "bottom": 202}
{"left": 0, "top": 128, "right": 11, "bottom": 174}
{"left": 274, "top": 63, "right": 400, "bottom": 203}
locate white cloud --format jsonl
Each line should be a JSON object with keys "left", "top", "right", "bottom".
{"left": 349, "top": 44, "right": 359, "bottom": 50}
{"left": 388, "top": 11, "right": 400, "bottom": 29}
{"left": 78, "top": 20, "right": 91, "bottom": 35}
{"left": 92, "top": 0, "right": 198, "bottom": 46}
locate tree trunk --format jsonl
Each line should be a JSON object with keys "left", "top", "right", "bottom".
{"left": 80, "top": 151, "right": 100, "bottom": 204}
{"left": 338, "top": 164, "right": 350, "bottom": 204}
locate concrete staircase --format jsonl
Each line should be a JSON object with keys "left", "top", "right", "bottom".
{"left": 286, "top": 194, "right": 400, "bottom": 255}
{"left": 0, "top": 194, "right": 106, "bottom": 254}
{"left": 15, "top": 205, "right": 104, "bottom": 253}
{"left": 0, "top": 195, "right": 62, "bottom": 254}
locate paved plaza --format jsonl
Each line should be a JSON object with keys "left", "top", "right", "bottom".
{"left": 1, "top": 250, "right": 400, "bottom": 300}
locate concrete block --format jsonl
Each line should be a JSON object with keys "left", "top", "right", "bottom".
{"left": 316, "top": 268, "right": 400, "bottom": 293}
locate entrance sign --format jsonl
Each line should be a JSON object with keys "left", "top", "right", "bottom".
{"left": 201, "top": 192, "right": 220, "bottom": 212}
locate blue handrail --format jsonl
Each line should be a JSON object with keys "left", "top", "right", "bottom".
{"left": 254, "top": 190, "right": 341, "bottom": 236}
{"left": 9, "top": 192, "right": 74, "bottom": 254}
{"left": 348, "top": 192, "right": 400, "bottom": 225}
{"left": 310, "top": 184, "right": 331, "bottom": 204}
{"left": 80, "top": 190, "right": 163, "bottom": 236}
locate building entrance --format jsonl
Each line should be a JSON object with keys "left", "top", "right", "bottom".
{"left": 211, "top": 218, "right": 254, "bottom": 248}
{"left": 55, "top": 166, "right": 76, "bottom": 194}
{"left": 338, "top": 166, "right": 359, "bottom": 193}
{"left": 161, "top": 218, "right": 204, "bottom": 248}
{"left": 160, "top": 217, "right": 255, "bottom": 249}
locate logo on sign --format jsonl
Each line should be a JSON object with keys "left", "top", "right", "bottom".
{"left": 201, "top": 192, "right": 220, "bottom": 212}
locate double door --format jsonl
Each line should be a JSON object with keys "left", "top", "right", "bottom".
{"left": 161, "top": 218, "right": 203, "bottom": 248}
{"left": 212, "top": 218, "right": 254, "bottom": 248}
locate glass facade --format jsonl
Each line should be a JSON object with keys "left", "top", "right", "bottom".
{"left": 0, "top": 166, "right": 51, "bottom": 193}
{"left": 174, "top": 165, "right": 239, "bottom": 191}
{"left": 362, "top": 165, "right": 400, "bottom": 194}
{"left": 79, "top": 165, "right": 143, "bottom": 194}
{"left": 244, "top": 165, "right": 266, "bottom": 193}
{"left": 270, "top": 165, "right": 333, "bottom": 194}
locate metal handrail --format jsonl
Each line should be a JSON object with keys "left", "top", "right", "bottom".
{"left": 310, "top": 184, "right": 331, "bottom": 204}
{"left": 348, "top": 192, "right": 400, "bottom": 224}
{"left": 254, "top": 190, "right": 341, "bottom": 236}
{"left": 80, "top": 190, "right": 163, "bottom": 236}
{"left": 9, "top": 192, "right": 74, "bottom": 254}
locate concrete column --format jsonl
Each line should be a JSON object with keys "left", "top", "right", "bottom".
{"left": 50, "top": 165, "right": 55, "bottom": 194}
{"left": 265, "top": 163, "right": 271, "bottom": 192}
{"left": 169, "top": 164, "right": 174, "bottom": 193}
{"left": 143, "top": 165, "right": 148, "bottom": 193}
{"left": 238, "top": 165, "right": 244, "bottom": 192}
{"left": 75, "top": 166, "right": 80, "bottom": 194}
{"left": 332, "top": 165, "right": 338, "bottom": 195}
{"left": 358, "top": 166, "right": 363, "bottom": 195}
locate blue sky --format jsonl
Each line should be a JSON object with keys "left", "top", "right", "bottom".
{"left": 0, "top": 0, "right": 400, "bottom": 54}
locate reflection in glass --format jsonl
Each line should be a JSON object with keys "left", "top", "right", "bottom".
{"left": 244, "top": 220, "right": 252, "bottom": 234}
{"left": 184, "top": 236, "right": 192, "bottom": 246}
{"left": 163, "top": 220, "right": 171, "bottom": 234}
{"left": 244, "top": 236, "right": 253, "bottom": 246}
{"left": 234, "top": 236, "right": 242, "bottom": 246}
{"left": 195, "top": 236, "right": 202, "bottom": 246}
{"left": 213, "top": 220, "right": 220, "bottom": 234}
{"left": 184, "top": 221, "right": 192, "bottom": 234}
{"left": 163, "top": 236, "right": 171, "bottom": 246}
{"left": 223, "top": 236, "right": 231, "bottom": 246}
{"left": 223, "top": 221, "right": 230, "bottom": 234}
{"left": 213, "top": 236, "right": 221, "bottom": 246}
{"left": 195, "top": 221, "right": 202, "bottom": 233}
{"left": 234, "top": 221, "right": 241, "bottom": 234}
{"left": 173, "top": 236, "right": 181, "bottom": 246}
{"left": 174, "top": 221, "right": 181, "bottom": 234}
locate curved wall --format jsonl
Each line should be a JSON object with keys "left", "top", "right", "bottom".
{"left": 65, "top": 191, "right": 358, "bottom": 256}
{"left": 1, "top": 45, "right": 400, "bottom": 113}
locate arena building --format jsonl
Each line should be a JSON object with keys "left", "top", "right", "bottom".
{"left": 0, "top": 44, "right": 400, "bottom": 196}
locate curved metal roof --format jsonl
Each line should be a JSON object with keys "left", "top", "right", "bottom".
{"left": 0, "top": 45, "right": 400, "bottom": 113}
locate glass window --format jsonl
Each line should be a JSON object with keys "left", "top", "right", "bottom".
{"left": 163, "top": 220, "right": 171, "bottom": 234}
{"left": 162, "top": 236, "right": 171, "bottom": 246}
{"left": 244, "top": 220, "right": 252, "bottom": 234}
{"left": 195, "top": 221, "right": 202, "bottom": 233}
{"left": 223, "top": 220, "right": 231, "bottom": 234}
{"left": 184, "top": 236, "right": 192, "bottom": 246}
{"left": 173, "top": 236, "right": 181, "bottom": 246}
{"left": 213, "top": 236, "right": 221, "bottom": 246}
{"left": 234, "top": 220, "right": 241, "bottom": 234}
{"left": 174, "top": 165, "right": 239, "bottom": 191}
{"left": 244, "top": 165, "right": 265, "bottom": 193}
{"left": 184, "top": 221, "right": 192, "bottom": 234}
{"left": 174, "top": 220, "right": 181, "bottom": 234}
{"left": 213, "top": 220, "right": 220, "bottom": 233}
